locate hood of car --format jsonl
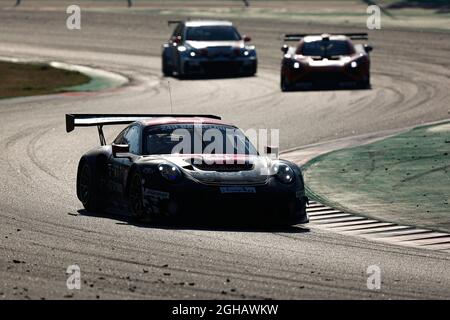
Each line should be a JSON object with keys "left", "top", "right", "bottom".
{"left": 163, "top": 154, "right": 271, "bottom": 185}
{"left": 296, "top": 54, "right": 356, "bottom": 67}
{"left": 186, "top": 40, "right": 244, "bottom": 50}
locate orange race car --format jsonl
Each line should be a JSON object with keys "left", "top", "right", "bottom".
{"left": 280, "top": 33, "right": 373, "bottom": 91}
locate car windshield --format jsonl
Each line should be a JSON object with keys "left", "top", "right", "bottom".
{"left": 300, "top": 40, "right": 351, "bottom": 57}
{"left": 143, "top": 124, "right": 258, "bottom": 156}
{"left": 185, "top": 26, "right": 241, "bottom": 41}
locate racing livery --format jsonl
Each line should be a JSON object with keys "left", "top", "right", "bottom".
{"left": 162, "top": 20, "right": 257, "bottom": 77}
{"left": 66, "top": 114, "right": 308, "bottom": 226}
{"left": 280, "top": 33, "right": 373, "bottom": 91}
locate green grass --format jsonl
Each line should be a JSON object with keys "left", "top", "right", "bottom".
{"left": 0, "top": 61, "right": 90, "bottom": 99}
{"left": 303, "top": 122, "right": 450, "bottom": 232}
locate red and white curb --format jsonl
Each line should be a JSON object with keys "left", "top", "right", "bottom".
{"left": 307, "top": 200, "right": 450, "bottom": 253}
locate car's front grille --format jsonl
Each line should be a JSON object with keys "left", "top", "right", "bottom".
{"left": 193, "top": 162, "right": 253, "bottom": 172}
{"left": 207, "top": 46, "right": 233, "bottom": 58}
{"left": 302, "top": 71, "right": 356, "bottom": 83}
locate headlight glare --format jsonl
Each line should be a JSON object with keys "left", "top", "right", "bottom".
{"left": 271, "top": 162, "right": 294, "bottom": 184}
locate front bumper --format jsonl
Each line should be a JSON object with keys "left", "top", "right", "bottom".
{"left": 142, "top": 177, "right": 308, "bottom": 225}
{"left": 182, "top": 57, "right": 257, "bottom": 76}
{"left": 283, "top": 65, "right": 369, "bottom": 88}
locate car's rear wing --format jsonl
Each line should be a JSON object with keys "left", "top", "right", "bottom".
{"left": 66, "top": 113, "right": 222, "bottom": 145}
{"left": 284, "top": 33, "right": 368, "bottom": 41}
{"left": 168, "top": 20, "right": 183, "bottom": 26}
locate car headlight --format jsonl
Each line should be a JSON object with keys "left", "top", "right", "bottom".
{"left": 271, "top": 162, "right": 294, "bottom": 184}
{"left": 158, "top": 163, "right": 181, "bottom": 182}
{"left": 243, "top": 47, "right": 256, "bottom": 57}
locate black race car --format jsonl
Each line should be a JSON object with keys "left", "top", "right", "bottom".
{"left": 66, "top": 114, "right": 308, "bottom": 226}
{"left": 162, "top": 20, "right": 257, "bottom": 77}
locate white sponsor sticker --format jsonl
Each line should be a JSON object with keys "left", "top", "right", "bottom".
{"left": 220, "top": 186, "right": 256, "bottom": 194}
{"left": 144, "top": 189, "right": 170, "bottom": 200}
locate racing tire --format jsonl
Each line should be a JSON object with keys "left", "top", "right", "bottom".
{"left": 162, "top": 55, "right": 172, "bottom": 77}
{"left": 78, "top": 162, "right": 106, "bottom": 213}
{"left": 175, "top": 57, "right": 186, "bottom": 79}
{"left": 245, "top": 64, "right": 257, "bottom": 77}
{"left": 280, "top": 75, "right": 293, "bottom": 92}
{"left": 128, "top": 172, "right": 146, "bottom": 220}
{"left": 358, "top": 75, "right": 371, "bottom": 89}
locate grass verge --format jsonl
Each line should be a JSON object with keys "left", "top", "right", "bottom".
{"left": 0, "top": 61, "right": 91, "bottom": 99}
{"left": 303, "top": 122, "right": 450, "bottom": 232}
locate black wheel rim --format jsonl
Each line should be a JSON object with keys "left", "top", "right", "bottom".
{"left": 79, "top": 164, "right": 90, "bottom": 204}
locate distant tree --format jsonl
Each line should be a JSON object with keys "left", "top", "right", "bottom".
{"left": 243, "top": 0, "right": 250, "bottom": 7}
{"left": 127, "top": 0, "right": 132, "bottom": 7}
{"left": 14, "top": 0, "right": 21, "bottom": 6}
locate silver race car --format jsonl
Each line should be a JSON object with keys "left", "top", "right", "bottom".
{"left": 162, "top": 20, "right": 257, "bottom": 78}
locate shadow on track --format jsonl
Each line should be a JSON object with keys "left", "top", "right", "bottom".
{"left": 165, "top": 73, "right": 256, "bottom": 81}
{"left": 76, "top": 209, "right": 309, "bottom": 234}
{"left": 283, "top": 84, "right": 372, "bottom": 92}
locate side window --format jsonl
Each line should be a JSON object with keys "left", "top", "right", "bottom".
{"left": 172, "top": 24, "right": 180, "bottom": 37}
{"left": 172, "top": 24, "right": 183, "bottom": 41}
{"left": 178, "top": 25, "right": 185, "bottom": 41}
{"left": 123, "top": 125, "right": 140, "bottom": 155}
{"left": 114, "top": 128, "right": 128, "bottom": 145}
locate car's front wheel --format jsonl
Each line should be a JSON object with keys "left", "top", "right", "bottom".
{"left": 162, "top": 55, "right": 172, "bottom": 77}
{"left": 78, "top": 162, "right": 105, "bottom": 212}
{"left": 129, "top": 172, "right": 146, "bottom": 220}
{"left": 280, "top": 75, "right": 293, "bottom": 92}
{"left": 245, "top": 63, "right": 257, "bottom": 77}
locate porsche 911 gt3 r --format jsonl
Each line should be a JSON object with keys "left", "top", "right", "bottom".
{"left": 162, "top": 20, "right": 257, "bottom": 78}
{"left": 280, "top": 33, "right": 373, "bottom": 91}
{"left": 66, "top": 114, "right": 308, "bottom": 226}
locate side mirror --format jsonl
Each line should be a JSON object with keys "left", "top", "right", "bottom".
{"left": 364, "top": 44, "right": 373, "bottom": 53}
{"left": 171, "top": 36, "right": 181, "bottom": 45}
{"left": 281, "top": 44, "right": 289, "bottom": 54}
{"left": 265, "top": 145, "right": 279, "bottom": 159}
{"left": 243, "top": 35, "right": 251, "bottom": 42}
{"left": 112, "top": 143, "right": 130, "bottom": 158}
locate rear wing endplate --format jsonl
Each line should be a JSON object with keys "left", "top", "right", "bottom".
{"left": 168, "top": 20, "right": 183, "bottom": 26}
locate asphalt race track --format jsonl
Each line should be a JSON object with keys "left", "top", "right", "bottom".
{"left": 0, "top": 5, "right": 449, "bottom": 299}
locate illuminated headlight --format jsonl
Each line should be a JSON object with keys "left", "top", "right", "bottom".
{"left": 242, "top": 47, "right": 256, "bottom": 57}
{"left": 158, "top": 163, "right": 181, "bottom": 182}
{"left": 293, "top": 62, "right": 300, "bottom": 69}
{"left": 271, "top": 162, "right": 294, "bottom": 184}
{"left": 351, "top": 61, "right": 358, "bottom": 68}
{"left": 190, "top": 51, "right": 196, "bottom": 57}
{"left": 177, "top": 46, "right": 187, "bottom": 52}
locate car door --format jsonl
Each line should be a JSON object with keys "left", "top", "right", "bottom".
{"left": 108, "top": 124, "right": 141, "bottom": 207}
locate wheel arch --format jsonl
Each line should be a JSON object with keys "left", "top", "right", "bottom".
{"left": 124, "top": 163, "right": 142, "bottom": 199}
{"left": 76, "top": 148, "right": 109, "bottom": 201}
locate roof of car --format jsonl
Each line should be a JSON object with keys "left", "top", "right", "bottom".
{"left": 140, "top": 117, "right": 234, "bottom": 127}
{"left": 185, "top": 20, "right": 233, "bottom": 27}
